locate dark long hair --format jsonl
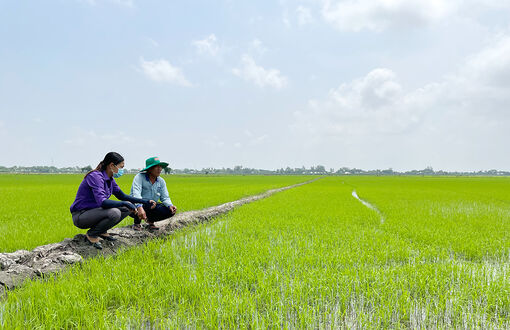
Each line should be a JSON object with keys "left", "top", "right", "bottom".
{"left": 85, "top": 152, "right": 124, "bottom": 178}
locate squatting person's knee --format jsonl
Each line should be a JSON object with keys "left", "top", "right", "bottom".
{"left": 107, "top": 208, "right": 122, "bottom": 221}
{"left": 118, "top": 206, "right": 130, "bottom": 214}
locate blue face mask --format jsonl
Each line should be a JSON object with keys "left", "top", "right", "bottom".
{"left": 113, "top": 167, "right": 124, "bottom": 178}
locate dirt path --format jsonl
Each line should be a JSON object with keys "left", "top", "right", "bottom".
{"left": 0, "top": 179, "right": 317, "bottom": 296}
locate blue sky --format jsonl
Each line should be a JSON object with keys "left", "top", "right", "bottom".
{"left": 1, "top": 0, "right": 510, "bottom": 171}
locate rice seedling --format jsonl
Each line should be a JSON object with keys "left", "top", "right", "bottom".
{"left": 0, "top": 174, "right": 312, "bottom": 252}
{"left": 2, "top": 177, "right": 508, "bottom": 328}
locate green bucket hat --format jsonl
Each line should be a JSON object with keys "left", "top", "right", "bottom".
{"left": 140, "top": 156, "right": 169, "bottom": 172}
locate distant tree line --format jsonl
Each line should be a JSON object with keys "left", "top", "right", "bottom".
{"left": 172, "top": 165, "right": 510, "bottom": 176}
{"left": 0, "top": 166, "right": 141, "bottom": 174}
{"left": 1, "top": 165, "right": 509, "bottom": 176}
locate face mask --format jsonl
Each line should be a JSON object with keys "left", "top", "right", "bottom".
{"left": 113, "top": 166, "right": 124, "bottom": 178}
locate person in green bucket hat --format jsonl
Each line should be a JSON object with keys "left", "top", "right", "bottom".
{"left": 129, "top": 156, "right": 177, "bottom": 231}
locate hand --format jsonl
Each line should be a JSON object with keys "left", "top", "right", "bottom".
{"left": 137, "top": 206, "right": 147, "bottom": 220}
{"left": 149, "top": 200, "right": 157, "bottom": 209}
{"left": 169, "top": 205, "right": 177, "bottom": 214}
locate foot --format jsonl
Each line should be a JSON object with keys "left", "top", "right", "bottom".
{"left": 99, "top": 233, "right": 117, "bottom": 241}
{"left": 132, "top": 224, "right": 142, "bottom": 231}
{"left": 146, "top": 222, "right": 159, "bottom": 231}
{"left": 85, "top": 234, "right": 100, "bottom": 243}
{"left": 84, "top": 235, "right": 103, "bottom": 249}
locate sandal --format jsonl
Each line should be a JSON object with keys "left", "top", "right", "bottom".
{"left": 84, "top": 235, "right": 103, "bottom": 250}
{"left": 132, "top": 224, "right": 142, "bottom": 231}
{"left": 147, "top": 223, "right": 159, "bottom": 231}
{"left": 99, "top": 234, "right": 117, "bottom": 241}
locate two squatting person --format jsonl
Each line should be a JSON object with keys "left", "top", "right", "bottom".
{"left": 69, "top": 152, "right": 176, "bottom": 249}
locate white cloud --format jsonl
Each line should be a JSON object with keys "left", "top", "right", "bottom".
{"left": 192, "top": 34, "right": 220, "bottom": 56}
{"left": 282, "top": 10, "right": 291, "bottom": 28}
{"left": 296, "top": 5, "right": 314, "bottom": 26}
{"left": 462, "top": 36, "right": 510, "bottom": 88}
{"left": 232, "top": 55, "right": 288, "bottom": 89}
{"left": 321, "top": 0, "right": 457, "bottom": 32}
{"left": 250, "top": 39, "right": 267, "bottom": 55}
{"left": 295, "top": 68, "right": 420, "bottom": 137}
{"left": 139, "top": 58, "right": 192, "bottom": 87}
{"left": 294, "top": 34, "right": 510, "bottom": 141}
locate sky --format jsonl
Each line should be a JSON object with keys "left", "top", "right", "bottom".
{"left": 1, "top": 0, "right": 510, "bottom": 171}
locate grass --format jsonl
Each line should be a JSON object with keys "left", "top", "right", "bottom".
{"left": 1, "top": 176, "right": 509, "bottom": 328}
{"left": 0, "top": 174, "right": 312, "bottom": 252}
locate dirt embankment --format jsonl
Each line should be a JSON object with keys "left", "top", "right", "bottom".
{"left": 0, "top": 179, "right": 316, "bottom": 296}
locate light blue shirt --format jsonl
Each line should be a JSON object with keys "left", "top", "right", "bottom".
{"left": 130, "top": 173, "right": 173, "bottom": 208}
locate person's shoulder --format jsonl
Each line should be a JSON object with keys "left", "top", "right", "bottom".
{"left": 157, "top": 176, "right": 167, "bottom": 183}
{"left": 133, "top": 173, "right": 147, "bottom": 185}
{"left": 87, "top": 170, "right": 104, "bottom": 181}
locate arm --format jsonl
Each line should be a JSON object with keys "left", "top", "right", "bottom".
{"left": 159, "top": 178, "right": 173, "bottom": 207}
{"left": 109, "top": 178, "right": 146, "bottom": 210}
{"left": 101, "top": 199, "right": 135, "bottom": 210}
{"left": 112, "top": 179, "right": 143, "bottom": 203}
{"left": 130, "top": 174, "right": 144, "bottom": 209}
{"left": 115, "top": 190, "right": 150, "bottom": 205}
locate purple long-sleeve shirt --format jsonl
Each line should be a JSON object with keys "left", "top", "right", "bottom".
{"left": 70, "top": 170, "right": 122, "bottom": 213}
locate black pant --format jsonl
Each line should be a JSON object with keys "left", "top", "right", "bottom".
{"left": 131, "top": 203, "right": 175, "bottom": 225}
{"left": 72, "top": 206, "right": 130, "bottom": 237}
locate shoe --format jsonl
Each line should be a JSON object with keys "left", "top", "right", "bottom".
{"left": 99, "top": 234, "right": 117, "bottom": 241}
{"left": 132, "top": 224, "right": 142, "bottom": 231}
{"left": 84, "top": 236, "right": 103, "bottom": 250}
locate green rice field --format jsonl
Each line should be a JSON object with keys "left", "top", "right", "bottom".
{"left": 0, "top": 174, "right": 311, "bottom": 252}
{"left": 1, "top": 175, "right": 509, "bottom": 328}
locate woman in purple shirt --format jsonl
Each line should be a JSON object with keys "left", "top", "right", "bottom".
{"left": 70, "top": 152, "right": 155, "bottom": 249}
